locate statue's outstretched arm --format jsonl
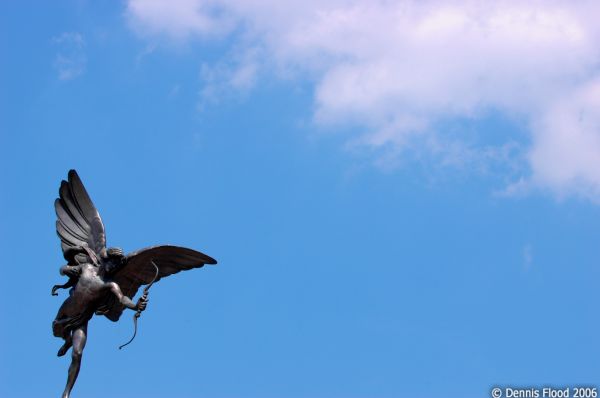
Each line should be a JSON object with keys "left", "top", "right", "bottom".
{"left": 51, "top": 278, "right": 75, "bottom": 296}
{"left": 60, "top": 264, "right": 81, "bottom": 278}
{"left": 107, "top": 282, "right": 148, "bottom": 311}
{"left": 52, "top": 265, "right": 80, "bottom": 296}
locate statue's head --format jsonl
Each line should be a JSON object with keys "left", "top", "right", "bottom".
{"left": 107, "top": 247, "right": 124, "bottom": 257}
{"left": 104, "top": 247, "right": 126, "bottom": 273}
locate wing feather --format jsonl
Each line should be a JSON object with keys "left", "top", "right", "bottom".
{"left": 55, "top": 170, "right": 107, "bottom": 260}
{"left": 60, "top": 242, "right": 72, "bottom": 253}
{"left": 69, "top": 171, "right": 106, "bottom": 250}
{"left": 55, "top": 199, "right": 88, "bottom": 240}
{"left": 69, "top": 170, "right": 102, "bottom": 225}
{"left": 59, "top": 181, "right": 90, "bottom": 233}
{"left": 56, "top": 220, "right": 86, "bottom": 247}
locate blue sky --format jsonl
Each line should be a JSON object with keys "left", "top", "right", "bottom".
{"left": 2, "top": 1, "right": 600, "bottom": 397}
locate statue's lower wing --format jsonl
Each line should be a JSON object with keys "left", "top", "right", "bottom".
{"left": 96, "top": 245, "right": 217, "bottom": 321}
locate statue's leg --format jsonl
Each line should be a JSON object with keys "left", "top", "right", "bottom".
{"left": 57, "top": 332, "right": 72, "bottom": 357}
{"left": 61, "top": 324, "right": 87, "bottom": 398}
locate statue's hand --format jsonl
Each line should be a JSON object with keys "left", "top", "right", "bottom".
{"left": 136, "top": 293, "right": 148, "bottom": 312}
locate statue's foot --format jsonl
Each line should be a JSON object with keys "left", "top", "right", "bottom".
{"left": 57, "top": 341, "right": 71, "bottom": 357}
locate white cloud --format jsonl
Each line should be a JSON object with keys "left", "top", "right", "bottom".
{"left": 126, "top": 0, "right": 600, "bottom": 201}
{"left": 529, "top": 79, "right": 600, "bottom": 201}
{"left": 198, "top": 46, "right": 260, "bottom": 108}
{"left": 52, "top": 32, "right": 86, "bottom": 80}
{"left": 126, "top": 0, "right": 234, "bottom": 39}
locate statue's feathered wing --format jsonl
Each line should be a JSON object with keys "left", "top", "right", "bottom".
{"left": 55, "top": 170, "right": 106, "bottom": 262}
{"left": 97, "top": 245, "right": 217, "bottom": 321}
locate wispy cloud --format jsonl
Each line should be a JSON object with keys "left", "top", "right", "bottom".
{"left": 126, "top": 0, "right": 600, "bottom": 202}
{"left": 197, "top": 47, "right": 260, "bottom": 108}
{"left": 135, "top": 43, "right": 157, "bottom": 66}
{"left": 126, "top": 0, "right": 234, "bottom": 40}
{"left": 52, "top": 32, "right": 86, "bottom": 80}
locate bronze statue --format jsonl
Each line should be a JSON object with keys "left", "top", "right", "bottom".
{"left": 52, "top": 170, "right": 217, "bottom": 398}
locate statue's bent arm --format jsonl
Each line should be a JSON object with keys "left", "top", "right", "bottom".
{"left": 107, "top": 282, "right": 143, "bottom": 311}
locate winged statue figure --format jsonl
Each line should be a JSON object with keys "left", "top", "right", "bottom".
{"left": 51, "top": 170, "right": 217, "bottom": 398}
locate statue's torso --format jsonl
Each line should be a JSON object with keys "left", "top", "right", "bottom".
{"left": 53, "top": 263, "right": 109, "bottom": 337}
{"left": 57, "top": 263, "right": 107, "bottom": 318}
{"left": 72, "top": 263, "right": 107, "bottom": 302}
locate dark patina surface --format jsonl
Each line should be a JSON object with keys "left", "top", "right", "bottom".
{"left": 52, "top": 170, "right": 217, "bottom": 398}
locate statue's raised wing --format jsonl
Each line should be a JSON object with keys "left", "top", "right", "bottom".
{"left": 97, "top": 245, "right": 217, "bottom": 321}
{"left": 55, "top": 170, "right": 106, "bottom": 262}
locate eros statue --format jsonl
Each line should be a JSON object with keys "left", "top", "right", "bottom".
{"left": 52, "top": 170, "right": 217, "bottom": 398}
